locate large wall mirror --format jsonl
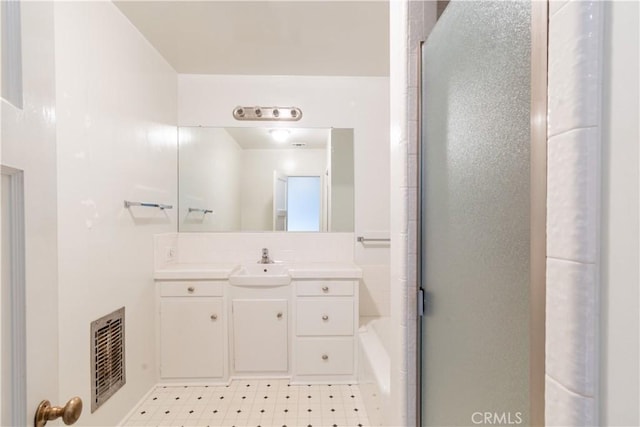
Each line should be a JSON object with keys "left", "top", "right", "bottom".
{"left": 178, "top": 127, "right": 354, "bottom": 232}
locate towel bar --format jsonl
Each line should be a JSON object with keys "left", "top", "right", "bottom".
{"left": 357, "top": 236, "right": 391, "bottom": 243}
{"left": 124, "top": 201, "right": 173, "bottom": 210}
{"left": 188, "top": 207, "right": 213, "bottom": 214}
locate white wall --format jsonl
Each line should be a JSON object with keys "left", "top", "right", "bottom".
{"left": 600, "top": 1, "right": 640, "bottom": 424}
{"left": 178, "top": 75, "right": 390, "bottom": 317}
{"left": 1, "top": 1, "right": 59, "bottom": 421}
{"left": 241, "top": 148, "right": 326, "bottom": 231}
{"left": 54, "top": 2, "right": 177, "bottom": 425}
{"left": 179, "top": 127, "right": 241, "bottom": 232}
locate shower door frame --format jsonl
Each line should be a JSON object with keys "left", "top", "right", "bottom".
{"left": 415, "top": 2, "right": 548, "bottom": 426}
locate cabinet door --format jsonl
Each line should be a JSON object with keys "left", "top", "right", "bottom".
{"left": 160, "top": 298, "right": 224, "bottom": 378}
{"left": 233, "top": 299, "right": 288, "bottom": 372}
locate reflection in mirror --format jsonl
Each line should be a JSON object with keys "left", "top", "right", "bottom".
{"left": 178, "top": 127, "right": 354, "bottom": 232}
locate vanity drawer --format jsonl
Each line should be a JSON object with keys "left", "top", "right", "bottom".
{"left": 296, "top": 298, "right": 354, "bottom": 336}
{"left": 159, "top": 282, "right": 223, "bottom": 297}
{"left": 296, "top": 281, "right": 355, "bottom": 297}
{"left": 295, "top": 338, "right": 354, "bottom": 376}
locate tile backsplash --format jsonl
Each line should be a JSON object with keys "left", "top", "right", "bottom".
{"left": 156, "top": 233, "right": 355, "bottom": 267}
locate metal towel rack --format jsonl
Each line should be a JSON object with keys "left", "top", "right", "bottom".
{"left": 188, "top": 207, "right": 213, "bottom": 214}
{"left": 357, "top": 236, "right": 391, "bottom": 243}
{"left": 124, "top": 200, "right": 173, "bottom": 210}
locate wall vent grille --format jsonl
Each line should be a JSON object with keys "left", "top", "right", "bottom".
{"left": 90, "top": 307, "right": 126, "bottom": 413}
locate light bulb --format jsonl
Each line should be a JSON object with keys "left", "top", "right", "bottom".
{"left": 269, "top": 129, "right": 290, "bottom": 143}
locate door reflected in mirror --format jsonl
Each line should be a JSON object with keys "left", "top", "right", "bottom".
{"left": 286, "top": 176, "right": 321, "bottom": 231}
{"left": 178, "top": 127, "right": 354, "bottom": 232}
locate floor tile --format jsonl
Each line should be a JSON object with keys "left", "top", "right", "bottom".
{"left": 123, "top": 381, "right": 370, "bottom": 427}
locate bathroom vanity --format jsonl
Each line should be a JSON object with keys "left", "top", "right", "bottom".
{"left": 154, "top": 262, "right": 361, "bottom": 384}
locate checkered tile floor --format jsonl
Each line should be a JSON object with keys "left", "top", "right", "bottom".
{"left": 123, "top": 379, "right": 371, "bottom": 427}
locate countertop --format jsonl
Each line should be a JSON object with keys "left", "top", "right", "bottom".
{"left": 154, "top": 262, "right": 362, "bottom": 281}
{"left": 154, "top": 263, "right": 237, "bottom": 280}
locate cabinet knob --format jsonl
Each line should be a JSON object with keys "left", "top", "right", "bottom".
{"left": 210, "top": 314, "right": 218, "bottom": 321}
{"left": 277, "top": 312, "right": 283, "bottom": 319}
{"left": 322, "top": 286, "right": 329, "bottom": 293}
{"left": 322, "top": 354, "right": 329, "bottom": 361}
{"left": 322, "top": 315, "right": 329, "bottom": 321}
{"left": 187, "top": 286, "right": 195, "bottom": 293}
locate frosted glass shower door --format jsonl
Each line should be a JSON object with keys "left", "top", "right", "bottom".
{"left": 420, "top": 2, "right": 531, "bottom": 426}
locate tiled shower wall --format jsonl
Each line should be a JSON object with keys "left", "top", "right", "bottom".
{"left": 389, "top": 1, "right": 436, "bottom": 425}
{"left": 547, "top": 1, "right": 640, "bottom": 425}
{"left": 545, "top": 1, "right": 603, "bottom": 424}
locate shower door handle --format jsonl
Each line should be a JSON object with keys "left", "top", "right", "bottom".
{"left": 418, "top": 288, "right": 433, "bottom": 317}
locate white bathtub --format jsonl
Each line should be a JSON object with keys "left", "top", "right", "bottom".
{"left": 358, "top": 316, "right": 391, "bottom": 426}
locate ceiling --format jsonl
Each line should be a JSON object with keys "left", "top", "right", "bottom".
{"left": 225, "top": 127, "right": 330, "bottom": 149}
{"left": 114, "top": 1, "right": 389, "bottom": 76}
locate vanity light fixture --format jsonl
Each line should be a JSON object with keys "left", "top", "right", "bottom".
{"left": 233, "top": 106, "right": 302, "bottom": 121}
{"left": 269, "top": 129, "right": 290, "bottom": 143}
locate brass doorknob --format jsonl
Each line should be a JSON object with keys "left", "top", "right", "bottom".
{"left": 35, "top": 397, "right": 83, "bottom": 427}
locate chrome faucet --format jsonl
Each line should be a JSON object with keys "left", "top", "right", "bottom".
{"left": 259, "top": 248, "right": 272, "bottom": 264}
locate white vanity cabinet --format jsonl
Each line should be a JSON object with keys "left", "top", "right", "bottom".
{"left": 158, "top": 281, "right": 226, "bottom": 380}
{"left": 293, "top": 280, "right": 358, "bottom": 382}
{"left": 154, "top": 262, "right": 361, "bottom": 384}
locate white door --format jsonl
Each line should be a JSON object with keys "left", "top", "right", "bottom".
{"left": 2, "top": 2, "right": 63, "bottom": 424}
{"left": 286, "top": 176, "right": 321, "bottom": 232}
{"left": 1, "top": 166, "right": 47, "bottom": 426}
{"left": 1, "top": 172, "right": 13, "bottom": 425}
{"left": 1, "top": 175, "right": 63, "bottom": 423}
{"left": 1, "top": 168, "right": 27, "bottom": 426}
{"left": 273, "top": 171, "right": 288, "bottom": 231}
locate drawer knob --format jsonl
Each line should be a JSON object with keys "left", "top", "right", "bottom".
{"left": 322, "top": 354, "right": 329, "bottom": 361}
{"left": 210, "top": 314, "right": 218, "bottom": 321}
{"left": 187, "top": 286, "right": 195, "bottom": 293}
{"left": 322, "top": 315, "right": 329, "bottom": 321}
{"left": 322, "top": 286, "right": 329, "bottom": 293}
{"left": 277, "top": 312, "right": 283, "bottom": 319}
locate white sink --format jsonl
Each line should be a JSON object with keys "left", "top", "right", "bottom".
{"left": 229, "top": 264, "right": 291, "bottom": 286}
